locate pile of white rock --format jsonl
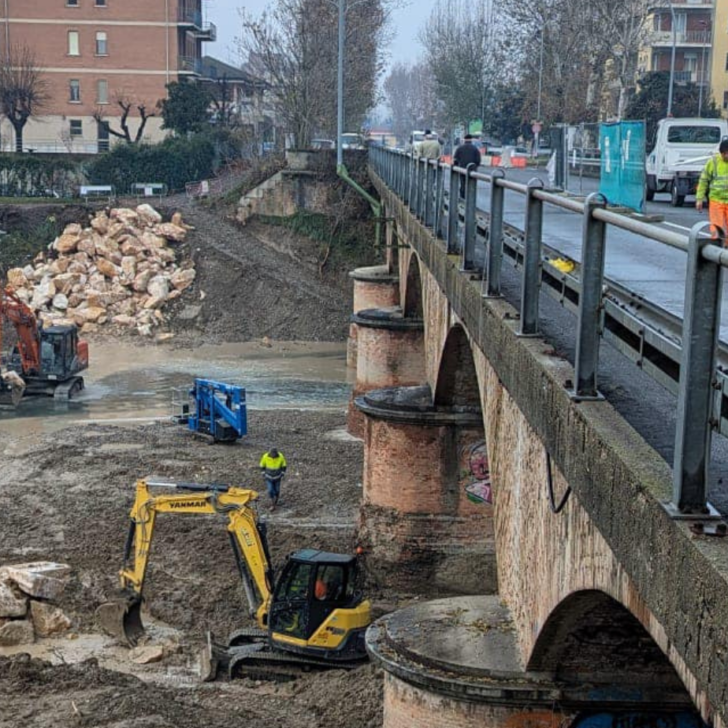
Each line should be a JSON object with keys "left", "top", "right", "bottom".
{"left": 6, "top": 205, "right": 197, "bottom": 338}
{"left": 0, "top": 562, "right": 72, "bottom": 645}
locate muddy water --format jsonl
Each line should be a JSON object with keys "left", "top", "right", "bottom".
{"left": 0, "top": 341, "right": 353, "bottom": 436}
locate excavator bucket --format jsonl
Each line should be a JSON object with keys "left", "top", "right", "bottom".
{"left": 95, "top": 596, "right": 145, "bottom": 647}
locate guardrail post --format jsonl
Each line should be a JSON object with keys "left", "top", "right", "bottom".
{"left": 447, "top": 166, "right": 460, "bottom": 254}
{"left": 484, "top": 169, "right": 505, "bottom": 297}
{"left": 571, "top": 193, "right": 607, "bottom": 400}
{"left": 419, "top": 158, "right": 426, "bottom": 222}
{"left": 434, "top": 162, "right": 445, "bottom": 238}
{"left": 519, "top": 178, "right": 544, "bottom": 336}
{"left": 425, "top": 161, "right": 435, "bottom": 228}
{"left": 462, "top": 164, "right": 478, "bottom": 270}
{"left": 671, "top": 222, "right": 724, "bottom": 516}
{"left": 405, "top": 155, "right": 413, "bottom": 208}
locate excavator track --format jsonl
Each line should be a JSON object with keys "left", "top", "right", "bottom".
{"left": 200, "top": 632, "right": 364, "bottom": 682}
{"left": 227, "top": 644, "right": 364, "bottom": 682}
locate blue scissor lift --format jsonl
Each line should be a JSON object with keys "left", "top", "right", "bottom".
{"left": 177, "top": 379, "right": 247, "bottom": 443}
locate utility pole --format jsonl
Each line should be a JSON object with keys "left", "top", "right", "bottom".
{"left": 667, "top": 5, "right": 677, "bottom": 117}
{"left": 337, "top": 0, "right": 345, "bottom": 169}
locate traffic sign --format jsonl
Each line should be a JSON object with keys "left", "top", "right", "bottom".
{"left": 531, "top": 122, "right": 542, "bottom": 134}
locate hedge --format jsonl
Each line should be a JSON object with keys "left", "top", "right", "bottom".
{"left": 86, "top": 136, "right": 216, "bottom": 193}
{"left": 0, "top": 155, "right": 79, "bottom": 198}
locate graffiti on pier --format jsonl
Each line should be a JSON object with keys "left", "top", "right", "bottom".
{"left": 459, "top": 439, "right": 493, "bottom": 505}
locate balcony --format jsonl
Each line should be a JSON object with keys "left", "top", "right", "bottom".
{"left": 178, "top": 8, "right": 217, "bottom": 41}
{"left": 673, "top": 69, "right": 711, "bottom": 84}
{"left": 650, "top": 29, "right": 711, "bottom": 46}
{"left": 178, "top": 56, "right": 202, "bottom": 75}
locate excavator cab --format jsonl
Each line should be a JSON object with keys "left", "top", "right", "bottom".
{"left": 269, "top": 551, "right": 363, "bottom": 651}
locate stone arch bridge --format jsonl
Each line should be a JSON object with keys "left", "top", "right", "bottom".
{"left": 344, "top": 151, "right": 728, "bottom": 728}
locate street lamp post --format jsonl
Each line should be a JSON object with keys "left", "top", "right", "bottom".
{"left": 698, "top": 20, "right": 709, "bottom": 118}
{"left": 667, "top": 4, "right": 677, "bottom": 116}
{"left": 535, "top": 26, "right": 545, "bottom": 153}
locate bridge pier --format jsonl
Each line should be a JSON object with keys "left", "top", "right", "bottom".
{"left": 368, "top": 596, "right": 699, "bottom": 728}
{"left": 347, "top": 265, "right": 400, "bottom": 369}
{"left": 355, "top": 386, "right": 495, "bottom": 595}
{"left": 347, "top": 308, "right": 425, "bottom": 437}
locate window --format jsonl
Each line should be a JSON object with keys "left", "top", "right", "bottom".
{"left": 69, "top": 79, "right": 80, "bottom": 102}
{"left": 96, "top": 79, "right": 108, "bottom": 104}
{"left": 95, "top": 0, "right": 107, "bottom": 5}
{"left": 725, "top": 53, "right": 728, "bottom": 72}
{"left": 723, "top": 92, "right": 728, "bottom": 111}
{"left": 69, "top": 120, "right": 83, "bottom": 137}
{"left": 95, "top": 31, "right": 107, "bottom": 55}
{"left": 67, "top": 0, "right": 79, "bottom": 6}
{"left": 68, "top": 30, "right": 79, "bottom": 56}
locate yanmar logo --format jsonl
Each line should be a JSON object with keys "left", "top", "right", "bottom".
{"left": 170, "top": 501, "right": 203, "bottom": 509}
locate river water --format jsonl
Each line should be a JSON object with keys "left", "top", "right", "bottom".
{"left": 0, "top": 341, "right": 353, "bottom": 437}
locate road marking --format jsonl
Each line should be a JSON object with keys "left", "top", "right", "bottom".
{"left": 662, "top": 221, "right": 691, "bottom": 232}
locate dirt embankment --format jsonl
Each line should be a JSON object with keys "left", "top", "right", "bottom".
{"left": 164, "top": 207, "right": 355, "bottom": 345}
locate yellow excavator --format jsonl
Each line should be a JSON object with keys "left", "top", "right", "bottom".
{"left": 96, "top": 479, "right": 372, "bottom": 680}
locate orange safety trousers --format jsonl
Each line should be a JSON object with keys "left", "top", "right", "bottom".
{"left": 709, "top": 201, "right": 728, "bottom": 245}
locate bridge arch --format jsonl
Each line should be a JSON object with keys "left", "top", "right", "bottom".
{"left": 528, "top": 590, "right": 696, "bottom": 703}
{"left": 402, "top": 251, "right": 423, "bottom": 320}
{"left": 434, "top": 324, "right": 481, "bottom": 408}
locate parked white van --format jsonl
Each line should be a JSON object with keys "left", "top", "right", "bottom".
{"left": 646, "top": 117, "right": 728, "bottom": 207}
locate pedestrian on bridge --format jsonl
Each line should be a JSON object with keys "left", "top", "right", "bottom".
{"left": 696, "top": 138, "right": 728, "bottom": 241}
{"left": 453, "top": 134, "right": 482, "bottom": 198}
{"left": 260, "top": 446, "right": 287, "bottom": 511}
{"left": 418, "top": 131, "right": 442, "bottom": 160}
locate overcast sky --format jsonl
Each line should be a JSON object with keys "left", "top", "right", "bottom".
{"left": 204, "top": 0, "right": 431, "bottom": 68}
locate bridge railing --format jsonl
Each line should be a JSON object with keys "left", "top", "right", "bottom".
{"left": 369, "top": 145, "right": 726, "bottom": 522}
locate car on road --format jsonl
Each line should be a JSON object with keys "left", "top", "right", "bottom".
{"left": 311, "top": 139, "right": 335, "bottom": 150}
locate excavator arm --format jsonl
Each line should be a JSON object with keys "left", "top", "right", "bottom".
{"left": 0, "top": 287, "right": 41, "bottom": 375}
{"left": 98, "top": 479, "right": 274, "bottom": 645}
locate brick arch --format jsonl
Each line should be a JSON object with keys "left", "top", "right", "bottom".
{"left": 434, "top": 324, "right": 481, "bottom": 409}
{"left": 403, "top": 253, "right": 423, "bottom": 319}
{"left": 527, "top": 590, "right": 690, "bottom": 695}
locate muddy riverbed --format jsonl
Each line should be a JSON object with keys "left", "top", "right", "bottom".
{"left": 0, "top": 342, "right": 396, "bottom": 728}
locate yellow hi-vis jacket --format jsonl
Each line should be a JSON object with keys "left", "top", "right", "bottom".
{"left": 259, "top": 451, "right": 287, "bottom": 478}
{"left": 697, "top": 155, "right": 728, "bottom": 204}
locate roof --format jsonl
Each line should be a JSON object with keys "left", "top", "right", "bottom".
{"left": 291, "top": 549, "right": 356, "bottom": 565}
{"left": 200, "top": 56, "right": 264, "bottom": 86}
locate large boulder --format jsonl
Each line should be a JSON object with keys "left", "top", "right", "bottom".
{"left": 0, "top": 619, "right": 34, "bottom": 646}
{"left": 154, "top": 223, "right": 186, "bottom": 242}
{"left": 136, "top": 204, "right": 163, "bottom": 225}
{"left": 170, "top": 268, "right": 196, "bottom": 291}
{"left": 0, "top": 581, "right": 27, "bottom": 618}
{"left": 0, "top": 562, "right": 70, "bottom": 601}
{"left": 29, "top": 601, "right": 71, "bottom": 637}
{"left": 55, "top": 234, "right": 79, "bottom": 255}
{"left": 6, "top": 268, "right": 28, "bottom": 289}
{"left": 96, "top": 258, "right": 119, "bottom": 279}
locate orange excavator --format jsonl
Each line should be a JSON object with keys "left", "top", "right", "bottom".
{"left": 0, "top": 286, "right": 89, "bottom": 405}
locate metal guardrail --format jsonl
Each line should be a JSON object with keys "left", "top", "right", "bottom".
{"left": 370, "top": 146, "right": 726, "bottom": 520}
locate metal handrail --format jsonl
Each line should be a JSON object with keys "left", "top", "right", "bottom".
{"left": 370, "top": 145, "right": 725, "bottom": 518}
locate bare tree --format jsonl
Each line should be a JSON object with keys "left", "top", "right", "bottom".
{"left": 0, "top": 45, "right": 48, "bottom": 153}
{"left": 93, "top": 95, "right": 157, "bottom": 144}
{"left": 236, "top": 0, "right": 392, "bottom": 149}
{"left": 384, "top": 62, "right": 439, "bottom": 143}
{"left": 420, "top": 0, "right": 503, "bottom": 132}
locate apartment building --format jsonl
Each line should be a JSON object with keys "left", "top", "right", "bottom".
{"left": 712, "top": 0, "right": 728, "bottom": 114}
{"left": 0, "top": 0, "right": 215, "bottom": 153}
{"left": 637, "top": 0, "right": 714, "bottom": 115}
